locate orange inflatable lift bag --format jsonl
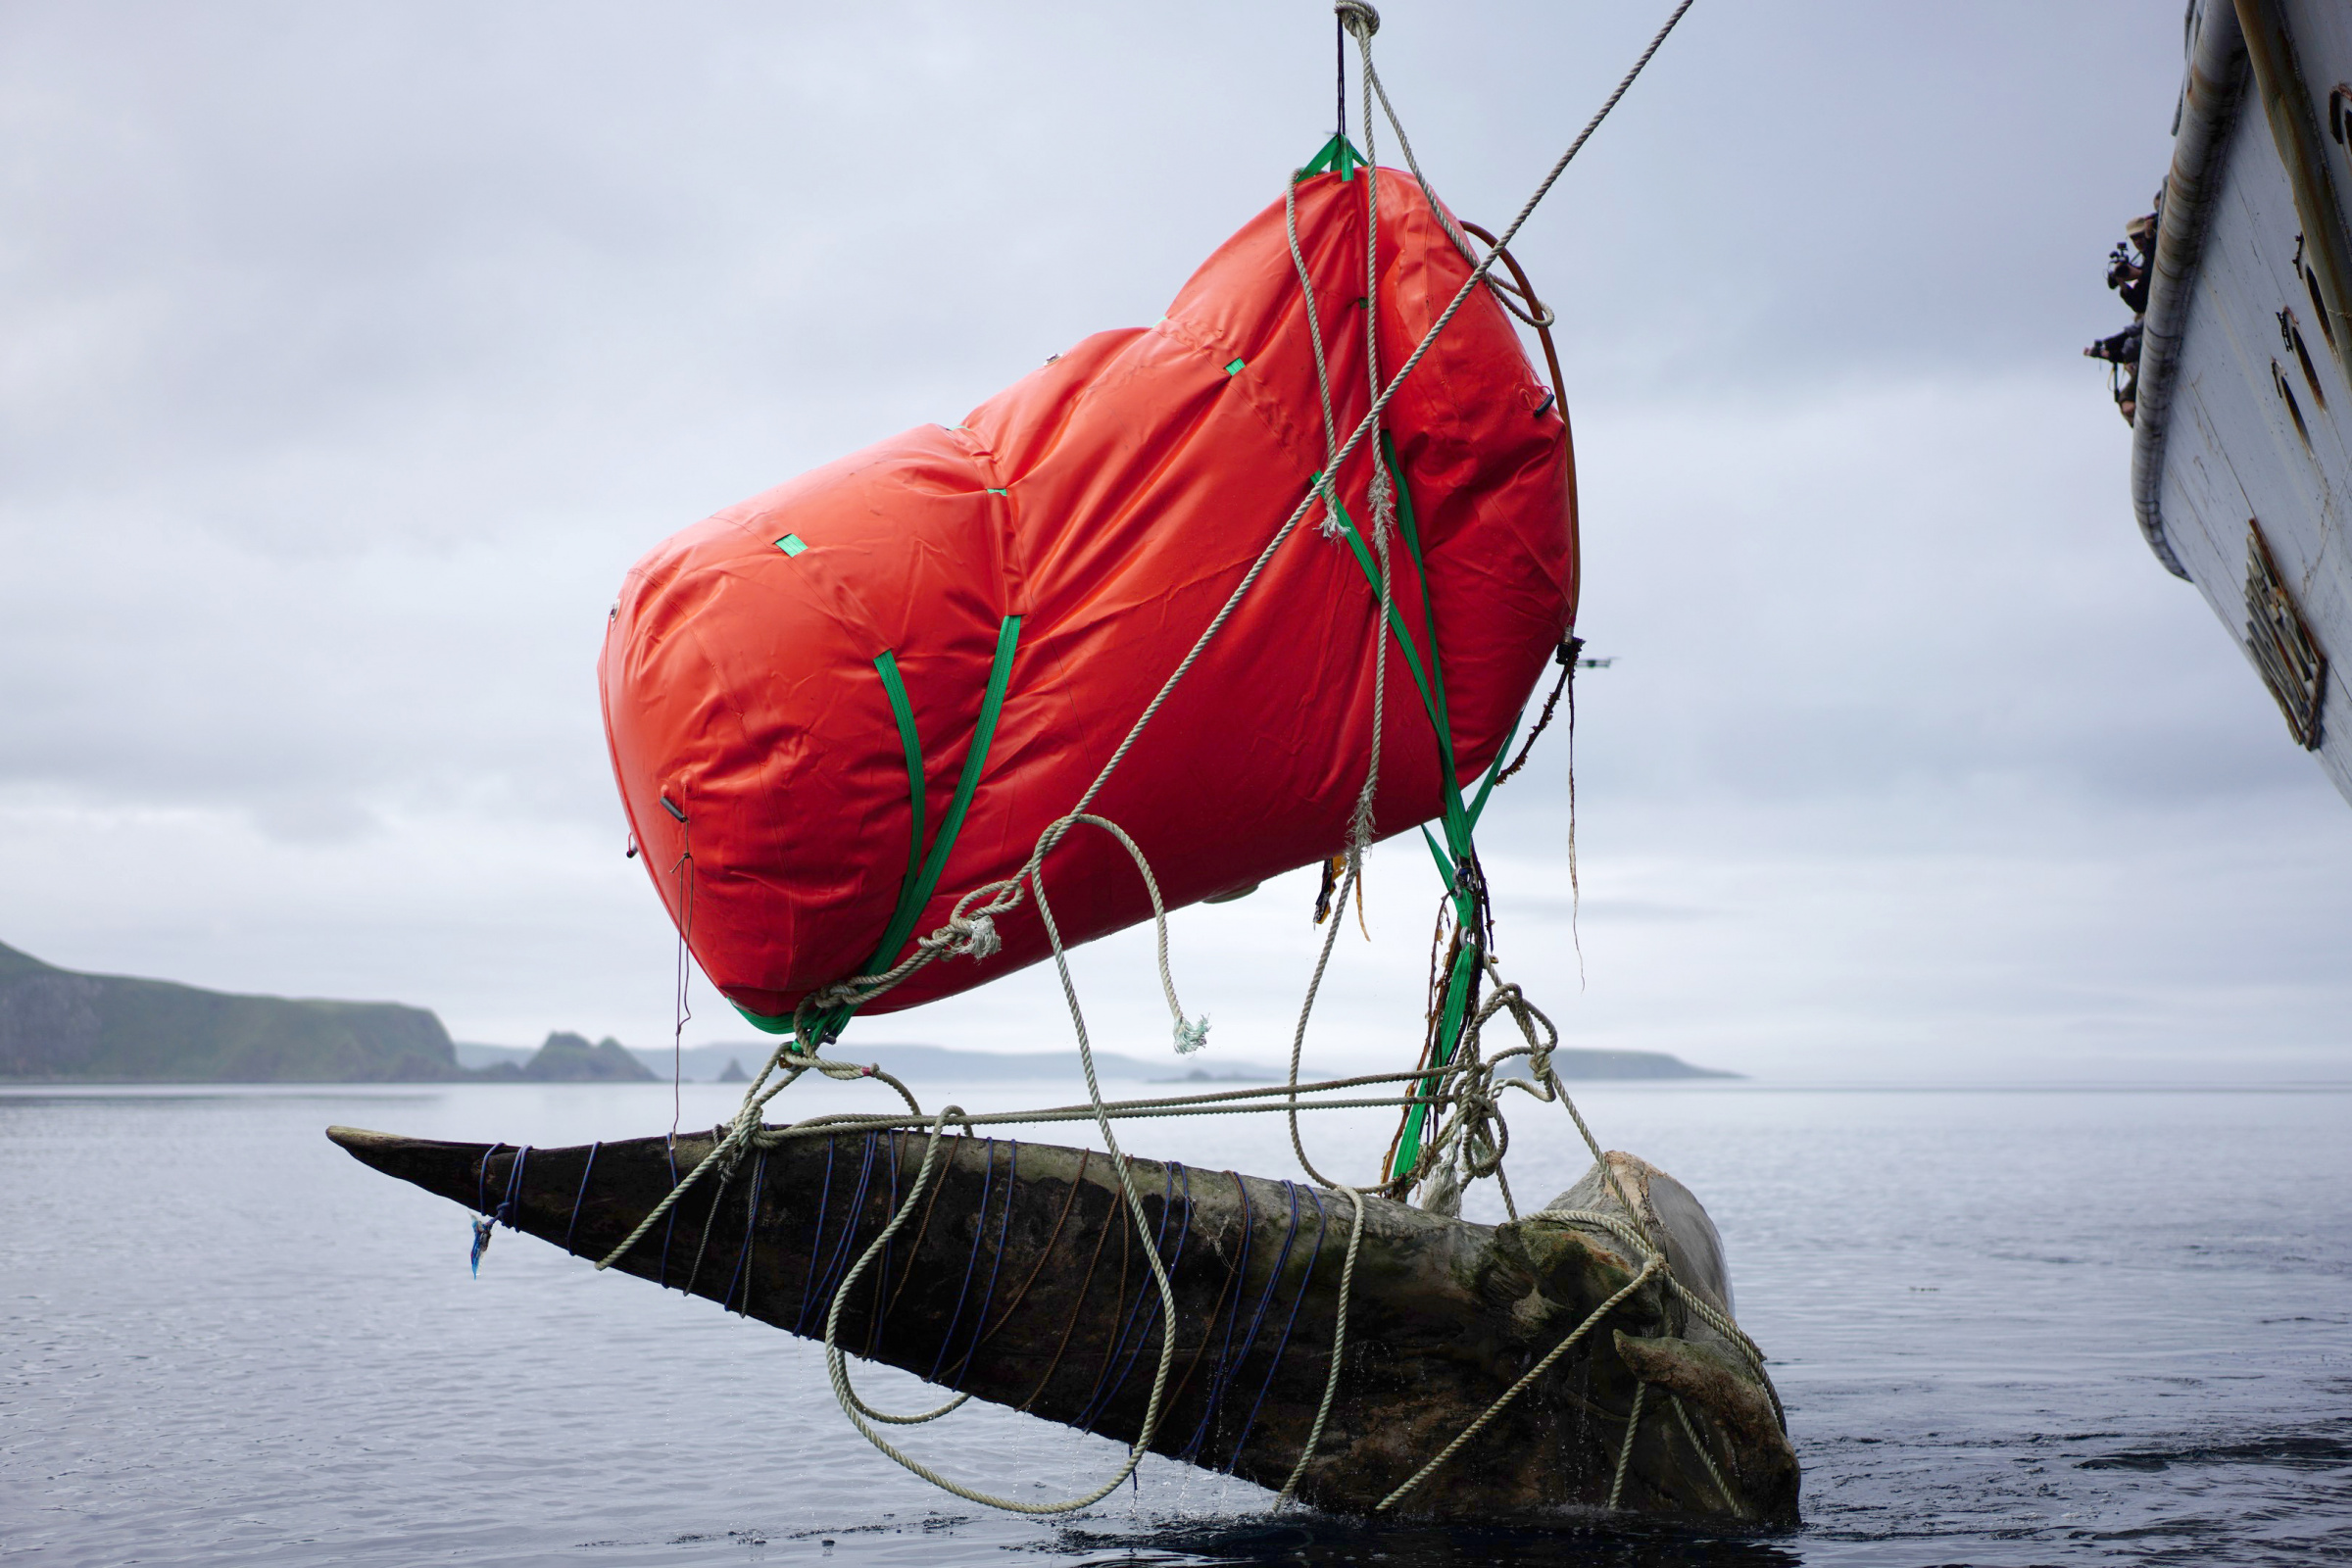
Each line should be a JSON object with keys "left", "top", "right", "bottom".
{"left": 601, "top": 158, "right": 1576, "bottom": 1034}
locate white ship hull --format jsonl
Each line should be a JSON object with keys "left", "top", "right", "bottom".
{"left": 2129, "top": 0, "right": 2352, "bottom": 804}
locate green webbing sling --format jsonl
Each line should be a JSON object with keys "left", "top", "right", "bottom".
{"left": 734, "top": 614, "right": 1024, "bottom": 1041}
{"left": 1319, "top": 440, "right": 1521, "bottom": 1181}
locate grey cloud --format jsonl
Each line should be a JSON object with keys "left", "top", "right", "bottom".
{"left": 1, "top": 1, "right": 2343, "bottom": 1074}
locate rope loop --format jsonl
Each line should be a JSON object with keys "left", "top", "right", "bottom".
{"left": 585, "top": 0, "right": 1731, "bottom": 1520}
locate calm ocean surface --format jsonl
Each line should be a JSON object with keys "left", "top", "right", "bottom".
{"left": 2, "top": 1078, "right": 2346, "bottom": 1567}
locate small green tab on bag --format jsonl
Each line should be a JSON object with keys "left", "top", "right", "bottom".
{"left": 774, "top": 533, "right": 808, "bottom": 557}
{"left": 1225, "top": 359, "right": 1247, "bottom": 375}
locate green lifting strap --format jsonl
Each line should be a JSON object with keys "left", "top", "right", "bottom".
{"left": 1313, "top": 443, "right": 1535, "bottom": 1182}
{"left": 878, "top": 613, "right": 1024, "bottom": 978}
{"left": 1298, "top": 131, "right": 1369, "bottom": 182}
{"left": 731, "top": 614, "right": 1024, "bottom": 1039}
{"left": 876, "top": 651, "right": 927, "bottom": 906}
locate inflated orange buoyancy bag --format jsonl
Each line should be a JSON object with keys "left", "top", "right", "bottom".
{"left": 601, "top": 163, "right": 1575, "bottom": 1032}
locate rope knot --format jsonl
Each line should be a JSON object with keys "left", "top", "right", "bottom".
{"left": 1314, "top": 475, "right": 1347, "bottom": 540}
{"left": 1172, "top": 1014, "right": 1210, "bottom": 1054}
{"left": 949, "top": 912, "right": 1002, "bottom": 960}
{"left": 1366, "top": 460, "right": 1396, "bottom": 542}
{"left": 1335, "top": 0, "right": 1380, "bottom": 39}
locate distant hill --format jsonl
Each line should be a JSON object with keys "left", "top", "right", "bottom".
{"left": 1502, "top": 1049, "right": 1739, "bottom": 1081}
{"left": 0, "top": 937, "right": 1738, "bottom": 1086}
{"left": 470, "top": 1032, "right": 658, "bottom": 1083}
{"left": 464, "top": 1040, "right": 1201, "bottom": 1084}
{"left": 638, "top": 1040, "right": 1737, "bottom": 1084}
{"left": 0, "top": 939, "right": 465, "bottom": 1083}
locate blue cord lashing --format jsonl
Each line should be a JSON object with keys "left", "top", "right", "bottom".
{"left": 794, "top": 1137, "right": 840, "bottom": 1335}
{"left": 1078, "top": 1161, "right": 1193, "bottom": 1433}
{"left": 469, "top": 1144, "right": 531, "bottom": 1277}
{"left": 1179, "top": 1171, "right": 1257, "bottom": 1462}
{"left": 927, "top": 1138, "right": 999, "bottom": 1385}
{"left": 564, "top": 1142, "right": 602, "bottom": 1254}
{"left": 942, "top": 1140, "right": 1020, "bottom": 1390}
{"left": 1224, "top": 1184, "right": 1330, "bottom": 1475}
{"left": 808, "top": 1134, "right": 880, "bottom": 1331}
{"left": 721, "top": 1151, "right": 767, "bottom": 1315}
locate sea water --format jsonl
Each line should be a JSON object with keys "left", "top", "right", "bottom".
{"left": 1, "top": 1079, "right": 2345, "bottom": 1566}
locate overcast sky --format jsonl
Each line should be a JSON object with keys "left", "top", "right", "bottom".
{"left": 5, "top": 2, "right": 2347, "bottom": 1083}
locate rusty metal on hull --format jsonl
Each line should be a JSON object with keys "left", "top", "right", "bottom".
{"left": 2133, "top": 0, "right": 2250, "bottom": 579}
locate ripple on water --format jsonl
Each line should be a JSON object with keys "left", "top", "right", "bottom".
{"left": 0, "top": 1081, "right": 2346, "bottom": 1567}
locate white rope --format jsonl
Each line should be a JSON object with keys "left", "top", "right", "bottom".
{"left": 1375, "top": 1252, "right": 1661, "bottom": 1510}
{"left": 776, "top": 0, "right": 1696, "bottom": 1036}
{"left": 602, "top": 0, "right": 1720, "bottom": 1520}
{"left": 1283, "top": 177, "right": 1344, "bottom": 538}
{"left": 817, "top": 1108, "right": 1171, "bottom": 1512}
{"left": 1275, "top": 1181, "right": 1362, "bottom": 1505}
{"left": 1607, "top": 1380, "right": 1648, "bottom": 1509}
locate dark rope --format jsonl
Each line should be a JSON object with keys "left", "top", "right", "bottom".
{"left": 868, "top": 1131, "right": 902, "bottom": 1358}
{"left": 1218, "top": 1181, "right": 1308, "bottom": 1474}
{"left": 1093, "top": 1162, "right": 1194, "bottom": 1422}
{"left": 658, "top": 1136, "right": 680, "bottom": 1288}
{"left": 1071, "top": 1170, "right": 1144, "bottom": 1428}
{"left": 494, "top": 1146, "right": 530, "bottom": 1227}
{"left": 926, "top": 1137, "right": 998, "bottom": 1385}
{"left": 886, "top": 1133, "right": 964, "bottom": 1317}
{"left": 475, "top": 1143, "right": 502, "bottom": 1214}
{"left": 1335, "top": 12, "right": 1347, "bottom": 149}
{"left": 680, "top": 1162, "right": 732, "bottom": 1298}
{"left": 563, "top": 1141, "right": 601, "bottom": 1254}
{"left": 468, "top": 1143, "right": 524, "bottom": 1277}
{"left": 974, "top": 1147, "right": 1091, "bottom": 1352}
{"left": 722, "top": 1150, "right": 766, "bottom": 1315}
{"left": 1078, "top": 1162, "right": 1175, "bottom": 1430}
{"left": 794, "top": 1137, "right": 840, "bottom": 1336}
{"left": 808, "top": 1132, "right": 880, "bottom": 1332}
{"left": 1178, "top": 1170, "right": 1256, "bottom": 1461}
{"left": 944, "top": 1140, "right": 1019, "bottom": 1390}
{"left": 1080, "top": 1162, "right": 1194, "bottom": 1433}
{"left": 1224, "top": 1184, "right": 1332, "bottom": 1475}
{"left": 1493, "top": 635, "right": 1581, "bottom": 787}
{"left": 1021, "top": 1170, "right": 1121, "bottom": 1412}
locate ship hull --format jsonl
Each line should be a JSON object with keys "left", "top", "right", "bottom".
{"left": 2132, "top": 0, "right": 2352, "bottom": 802}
